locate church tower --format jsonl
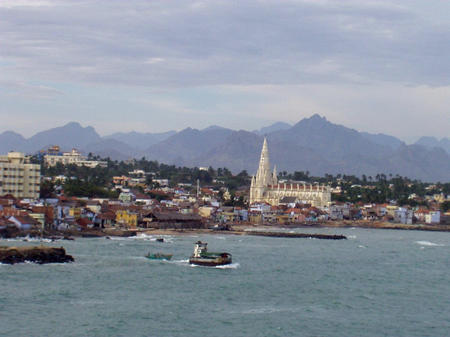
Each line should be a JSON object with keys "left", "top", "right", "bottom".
{"left": 250, "top": 137, "right": 277, "bottom": 204}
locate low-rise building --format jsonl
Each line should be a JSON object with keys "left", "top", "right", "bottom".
{"left": 44, "top": 148, "right": 107, "bottom": 168}
{"left": 425, "top": 211, "right": 440, "bottom": 224}
{"left": 116, "top": 209, "right": 138, "bottom": 229}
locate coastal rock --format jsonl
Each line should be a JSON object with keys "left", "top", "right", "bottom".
{"left": 0, "top": 246, "right": 74, "bottom": 264}
{"left": 243, "top": 231, "right": 347, "bottom": 240}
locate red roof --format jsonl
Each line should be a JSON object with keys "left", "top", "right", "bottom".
{"left": 76, "top": 218, "right": 93, "bottom": 227}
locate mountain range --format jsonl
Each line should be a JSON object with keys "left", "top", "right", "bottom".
{"left": 1, "top": 115, "right": 449, "bottom": 182}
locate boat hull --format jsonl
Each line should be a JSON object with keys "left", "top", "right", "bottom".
{"left": 189, "top": 254, "right": 232, "bottom": 266}
{"left": 146, "top": 254, "right": 172, "bottom": 260}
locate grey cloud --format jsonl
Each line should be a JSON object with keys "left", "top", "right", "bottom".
{"left": 1, "top": 0, "right": 449, "bottom": 88}
{"left": 0, "top": 79, "right": 63, "bottom": 99}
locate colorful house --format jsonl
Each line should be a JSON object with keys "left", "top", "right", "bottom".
{"left": 115, "top": 209, "right": 138, "bottom": 229}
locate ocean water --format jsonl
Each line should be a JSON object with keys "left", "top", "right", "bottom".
{"left": 1, "top": 228, "right": 449, "bottom": 337}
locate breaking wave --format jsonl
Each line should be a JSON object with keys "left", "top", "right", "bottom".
{"left": 415, "top": 241, "right": 445, "bottom": 247}
{"left": 5, "top": 235, "right": 52, "bottom": 243}
{"left": 108, "top": 233, "right": 173, "bottom": 243}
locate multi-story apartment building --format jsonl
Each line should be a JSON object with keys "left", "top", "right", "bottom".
{"left": 0, "top": 152, "right": 40, "bottom": 199}
{"left": 44, "top": 148, "right": 107, "bottom": 168}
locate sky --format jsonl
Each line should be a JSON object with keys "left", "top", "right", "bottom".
{"left": 1, "top": 0, "right": 449, "bottom": 142}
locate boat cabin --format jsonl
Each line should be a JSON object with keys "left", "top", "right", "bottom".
{"left": 193, "top": 241, "right": 208, "bottom": 258}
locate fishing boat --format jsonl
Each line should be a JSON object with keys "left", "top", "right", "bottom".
{"left": 145, "top": 253, "right": 173, "bottom": 260}
{"left": 189, "top": 241, "right": 232, "bottom": 267}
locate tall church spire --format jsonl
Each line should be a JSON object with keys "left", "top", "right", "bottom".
{"left": 255, "top": 137, "right": 273, "bottom": 186}
{"left": 272, "top": 165, "right": 278, "bottom": 185}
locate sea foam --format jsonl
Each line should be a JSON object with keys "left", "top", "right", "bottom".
{"left": 215, "top": 262, "right": 240, "bottom": 269}
{"left": 415, "top": 241, "right": 445, "bottom": 247}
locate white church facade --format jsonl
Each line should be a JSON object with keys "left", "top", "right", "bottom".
{"left": 249, "top": 138, "right": 331, "bottom": 208}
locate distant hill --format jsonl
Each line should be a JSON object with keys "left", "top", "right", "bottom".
{"left": 0, "top": 131, "right": 26, "bottom": 154}
{"left": 360, "top": 132, "right": 404, "bottom": 150}
{"left": 254, "top": 121, "right": 292, "bottom": 135}
{"left": 415, "top": 136, "right": 450, "bottom": 154}
{"left": 140, "top": 114, "right": 450, "bottom": 181}
{"left": 0, "top": 122, "right": 102, "bottom": 154}
{"left": 81, "top": 139, "right": 138, "bottom": 161}
{"left": 0, "top": 117, "right": 449, "bottom": 181}
{"left": 144, "top": 127, "right": 234, "bottom": 165}
{"left": 103, "top": 130, "right": 176, "bottom": 150}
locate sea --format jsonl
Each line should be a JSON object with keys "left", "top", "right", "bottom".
{"left": 1, "top": 228, "right": 449, "bottom": 337}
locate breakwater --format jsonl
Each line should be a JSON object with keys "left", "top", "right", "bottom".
{"left": 242, "top": 231, "right": 347, "bottom": 240}
{"left": 0, "top": 246, "right": 74, "bottom": 264}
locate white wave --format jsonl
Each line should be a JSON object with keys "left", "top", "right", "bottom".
{"left": 415, "top": 241, "right": 445, "bottom": 247}
{"left": 5, "top": 236, "right": 52, "bottom": 243}
{"left": 240, "top": 306, "right": 297, "bottom": 314}
{"left": 108, "top": 236, "right": 130, "bottom": 241}
{"left": 135, "top": 233, "right": 156, "bottom": 240}
{"left": 215, "top": 262, "right": 240, "bottom": 269}
{"left": 135, "top": 233, "right": 174, "bottom": 243}
{"left": 188, "top": 262, "right": 240, "bottom": 269}
{"left": 348, "top": 235, "right": 357, "bottom": 239}
{"left": 170, "top": 259, "right": 189, "bottom": 265}
{"left": 358, "top": 245, "right": 366, "bottom": 248}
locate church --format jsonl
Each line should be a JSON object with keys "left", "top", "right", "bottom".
{"left": 249, "top": 138, "right": 331, "bottom": 208}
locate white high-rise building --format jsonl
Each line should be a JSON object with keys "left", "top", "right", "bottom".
{"left": 249, "top": 138, "right": 331, "bottom": 207}
{"left": 0, "top": 152, "right": 40, "bottom": 199}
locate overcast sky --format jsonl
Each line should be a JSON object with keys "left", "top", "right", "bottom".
{"left": 1, "top": 0, "right": 449, "bottom": 142}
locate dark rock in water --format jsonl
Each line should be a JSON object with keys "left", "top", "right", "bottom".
{"left": 244, "top": 231, "right": 347, "bottom": 240}
{"left": 156, "top": 238, "right": 164, "bottom": 242}
{"left": 0, "top": 246, "right": 74, "bottom": 264}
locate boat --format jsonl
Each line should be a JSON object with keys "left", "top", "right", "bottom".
{"left": 189, "top": 241, "right": 232, "bottom": 267}
{"left": 145, "top": 253, "right": 173, "bottom": 260}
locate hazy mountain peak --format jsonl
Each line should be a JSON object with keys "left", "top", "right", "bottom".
{"left": 309, "top": 113, "right": 327, "bottom": 121}
{"left": 203, "top": 125, "right": 228, "bottom": 131}
{"left": 416, "top": 136, "right": 450, "bottom": 154}
{"left": 292, "top": 114, "right": 333, "bottom": 130}
{"left": 254, "top": 121, "right": 292, "bottom": 135}
{"left": 64, "top": 121, "right": 82, "bottom": 128}
{"left": 0, "top": 130, "right": 25, "bottom": 139}
{"left": 26, "top": 122, "right": 101, "bottom": 153}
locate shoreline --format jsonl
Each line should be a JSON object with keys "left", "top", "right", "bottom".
{"left": 0, "top": 220, "right": 449, "bottom": 241}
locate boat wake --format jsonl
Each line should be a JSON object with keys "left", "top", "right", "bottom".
{"left": 170, "top": 259, "right": 190, "bottom": 265}
{"left": 215, "top": 262, "right": 240, "bottom": 269}
{"left": 415, "top": 241, "right": 445, "bottom": 247}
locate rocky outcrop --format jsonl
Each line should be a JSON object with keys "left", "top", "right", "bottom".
{"left": 243, "top": 231, "right": 347, "bottom": 240}
{"left": 0, "top": 246, "right": 74, "bottom": 264}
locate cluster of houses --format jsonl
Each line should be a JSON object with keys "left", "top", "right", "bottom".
{"left": 1, "top": 149, "right": 448, "bottom": 235}
{"left": 0, "top": 180, "right": 449, "bottom": 235}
